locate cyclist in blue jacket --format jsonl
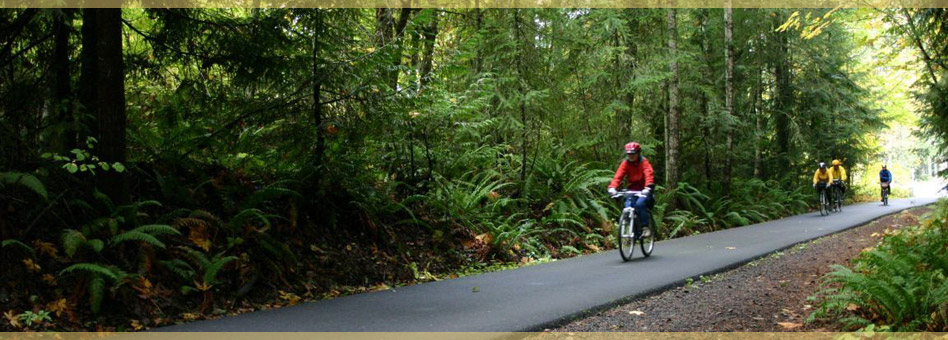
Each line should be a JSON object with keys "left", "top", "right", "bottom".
{"left": 879, "top": 165, "right": 893, "bottom": 202}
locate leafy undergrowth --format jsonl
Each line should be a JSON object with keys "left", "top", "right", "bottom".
{"left": 808, "top": 199, "right": 948, "bottom": 331}
{"left": 1, "top": 165, "right": 810, "bottom": 332}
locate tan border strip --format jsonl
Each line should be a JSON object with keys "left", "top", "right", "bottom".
{"left": 2, "top": 0, "right": 947, "bottom": 7}
{"left": 2, "top": 333, "right": 948, "bottom": 339}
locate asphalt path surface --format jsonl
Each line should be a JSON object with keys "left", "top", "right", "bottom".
{"left": 162, "top": 197, "right": 937, "bottom": 332}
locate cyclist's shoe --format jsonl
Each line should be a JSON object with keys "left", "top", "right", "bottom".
{"left": 641, "top": 226, "right": 652, "bottom": 238}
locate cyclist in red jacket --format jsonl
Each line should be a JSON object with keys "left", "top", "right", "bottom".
{"left": 607, "top": 142, "right": 656, "bottom": 237}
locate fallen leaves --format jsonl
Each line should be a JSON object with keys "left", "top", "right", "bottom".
{"left": 33, "top": 241, "right": 59, "bottom": 258}
{"left": 278, "top": 290, "right": 301, "bottom": 305}
{"left": 777, "top": 322, "right": 802, "bottom": 329}
{"left": 628, "top": 310, "right": 646, "bottom": 316}
{"left": 47, "top": 298, "right": 69, "bottom": 318}
{"left": 22, "top": 259, "right": 41, "bottom": 272}
{"left": 725, "top": 247, "right": 737, "bottom": 250}
{"left": 42, "top": 273, "right": 58, "bottom": 286}
{"left": 188, "top": 225, "right": 212, "bottom": 252}
{"left": 5, "top": 310, "right": 22, "bottom": 329}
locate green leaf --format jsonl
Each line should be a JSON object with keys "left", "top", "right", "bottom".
{"left": 60, "top": 263, "right": 120, "bottom": 281}
{"left": 64, "top": 163, "right": 78, "bottom": 173}
{"left": 98, "top": 162, "right": 110, "bottom": 171}
{"left": 203, "top": 256, "right": 238, "bottom": 285}
{"left": 0, "top": 172, "right": 48, "bottom": 200}
{"left": 89, "top": 275, "right": 105, "bottom": 314}
{"left": 131, "top": 224, "right": 181, "bottom": 236}
{"left": 2, "top": 239, "right": 36, "bottom": 257}
{"left": 62, "top": 229, "right": 86, "bottom": 258}
{"left": 112, "top": 231, "right": 167, "bottom": 248}
{"left": 112, "top": 162, "right": 125, "bottom": 173}
{"left": 88, "top": 239, "right": 104, "bottom": 253}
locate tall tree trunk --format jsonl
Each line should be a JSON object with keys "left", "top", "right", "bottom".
{"left": 665, "top": 8, "right": 680, "bottom": 208}
{"left": 390, "top": 8, "right": 413, "bottom": 89}
{"left": 78, "top": 9, "right": 97, "bottom": 143}
{"left": 312, "top": 10, "right": 325, "bottom": 176}
{"left": 516, "top": 9, "right": 528, "bottom": 183}
{"left": 91, "top": 9, "right": 128, "bottom": 204}
{"left": 474, "top": 7, "right": 483, "bottom": 75}
{"left": 724, "top": 6, "right": 735, "bottom": 195}
{"left": 419, "top": 11, "right": 438, "bottom": 88}
{"left": 700, "top": 9, "right": 712, "bottom": 190}
{"left": 754, "top": 50, "right": 763, "bottom": 179}
{"left": 773, "top": 11, "right": 792, "bottom": 176}
{"left": 375, "top": 9, "right": 395, "bottom": 88}
{"left": 52, "top": 9, "right": 75, "bottom": 152}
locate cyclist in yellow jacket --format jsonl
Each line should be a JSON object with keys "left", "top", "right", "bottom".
{"left": 812, "top": 162, "right": 833, "bottom": 197}
{"left": 829, "top": 159, "right": 848, "bottom": 196}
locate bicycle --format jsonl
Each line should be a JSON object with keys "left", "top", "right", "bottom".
{"left": 881, "top": 182, "right": 890, "bottom": 206}
{"left": 831, "top": 179, "right": 844, "bottom": 212}
{"left": 817, "top": 183, "right": 830, "bottom": 216}
{"left": 611, "top": 190, "right": 655, "bottom": 261}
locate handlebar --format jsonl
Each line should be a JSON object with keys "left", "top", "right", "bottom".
{"left": 610, "top": 190, "right": 647, "bottom": 199}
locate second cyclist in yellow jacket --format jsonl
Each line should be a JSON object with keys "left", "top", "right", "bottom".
{"left": 829, "top": 159, "right": 847, "bottom": 196}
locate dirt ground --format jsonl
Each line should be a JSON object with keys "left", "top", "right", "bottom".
{"left": 553, "top": 206, "right": 933, "bottom": 332}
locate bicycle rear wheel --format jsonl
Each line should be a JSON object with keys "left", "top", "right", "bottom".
{"left": 617, "top": 211, "right": 634, "bottom": 261}
{"left": 835, "top": 188, "right": 843, "bottom": 212}
{"left": 640, "top": 215, "right": 655, "bottom": 257}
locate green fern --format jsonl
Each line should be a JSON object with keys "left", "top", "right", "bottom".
{"left": 160, "top": 259, "right": 197, "bottom": 280}
{"left": 112, "top": 231, "right": 167, "bottom": 248}
{"left": 88, "top": 275, "right": 106, "bottom": 314}
{"left": 87, "top": 239, "right": 104, "bottom": 253}
{"left": 230, "top": 208, "right": 272, "bottom": 230}
{"left": 1, "top": 239, "right": 36, "bottom": 257}
{"left": 130, "top": 224, "right": 181, "bottom": 237}
{"left": 62, "top": 229, "right": 88, "bottom": 257}
{"left": 60, "top": 263, "right": 122, "bottom": 281}
{"left": 203, "top": 255, "right": 238, "bottom": 285}
{"left": 0, "top": 171, "right": 47, "bottom": 200}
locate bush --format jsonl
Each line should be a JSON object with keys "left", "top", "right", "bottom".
{"left": 808, "top": 199, "right": 948, "bottom": 331}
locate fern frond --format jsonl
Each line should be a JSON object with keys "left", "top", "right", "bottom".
{"left": 203, "top": 256, "right": 238, "bottom": 285}
{"left": 60, "top": 263, "right": 120, "bottom": 281}
{"left": 159, "top": 259, "right": 196, "bottom": 280}
{"left": 0, "top": 172, "right": 47, "bottom": 200}
{"left": 131, "top": 224, "right": 181, "bottom": 237}
{"left": 2, "top": 239, "right": 35, "bottom": 257}
{"left": 62, "top": 229, "right": 87, "bottom": 258}
{"left": 88, "top": 275, "right": 106, "bottom": 315}
{"left": 112, "top": 231, "right": 167, "bottom": 248}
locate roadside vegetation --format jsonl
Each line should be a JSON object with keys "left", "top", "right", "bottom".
{"left": 0, "top": 7, "right": 943, "bottom": 331}
{"left": 808, "top": 199, "right": 948, "bottom": 331}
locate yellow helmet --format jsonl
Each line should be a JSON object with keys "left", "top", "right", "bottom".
{"left": 832, "top": 159, "right": 841, "bottom": 166}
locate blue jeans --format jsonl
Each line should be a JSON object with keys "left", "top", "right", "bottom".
{"left": 624, "top": 195, "right": 651, "bottom": 230}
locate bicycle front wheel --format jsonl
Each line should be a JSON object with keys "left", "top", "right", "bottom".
{"left": 835, "top": 189, "right": 843, "bottom": 212}
{"left": 640, "top": 215, "right": 656, "bottom": 257}
{"left": 819, "top": 191, "right": 828, "bottom": 216}
{"left": 618, "top": 211, "right": 634, "bottom": 261}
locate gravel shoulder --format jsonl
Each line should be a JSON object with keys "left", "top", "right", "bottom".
{"left": 553, "top": 206, "right": 934, "bottom": 332}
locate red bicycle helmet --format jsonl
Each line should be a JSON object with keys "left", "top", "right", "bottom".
{"left": 625, "top": 142, "right": 641, "bottom": 154}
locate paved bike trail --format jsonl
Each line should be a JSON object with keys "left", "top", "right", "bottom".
{"left": 162, "top": 197, "right": 937, "bottom": 332}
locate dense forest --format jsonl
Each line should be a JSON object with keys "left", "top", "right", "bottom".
{"left": 0, "top": 7, "right": 945, "bottom": 330}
